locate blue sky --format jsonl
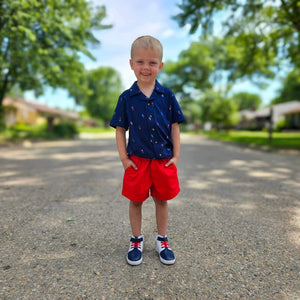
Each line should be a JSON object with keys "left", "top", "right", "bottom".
{"left": 25, "top": 0, "right": 282, "bottom": 111}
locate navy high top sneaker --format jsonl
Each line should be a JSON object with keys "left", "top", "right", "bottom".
{"left": 156, "top": 235, "right": 175, "bottom": 265}
{"left": 127, "top": 235, "right": 144, "bottom": 266}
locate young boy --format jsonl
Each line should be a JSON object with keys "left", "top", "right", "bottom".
{"left": 110, "top": 36, "right": 186, "bottom": 266}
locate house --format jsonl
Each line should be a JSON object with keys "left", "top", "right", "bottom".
{"left": 237, "top": 108, "right": 257, "bottom": 129}
{"left": 237, "top": 101, "right": 300, "bottom": 129}
{"left": 283, "top": 104, "right": 300, "bottom": 129}
{"left": 3, "top": 97, "right": 79, "bottom": 129}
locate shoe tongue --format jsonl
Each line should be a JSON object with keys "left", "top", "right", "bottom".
{"left": 132, "top": 234, "right": 143, "bottom": 239}
{"left": 157, "top": 234, "right": 167, "bottom": 238}
{"left": 132, "top": 236, "right": 143, "bottom": 242}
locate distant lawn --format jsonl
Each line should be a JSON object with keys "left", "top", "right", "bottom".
{"left": 77, "top": 126, "right": 113, "bottom": 133}
{"left": 203, "top": 130, "right": 300, "bottom": 150}
{"left": 0, "top": 124, "right": 53, "bottom": 143}
{"left": 0, "top": 125, "right": 114, "bottom": 144}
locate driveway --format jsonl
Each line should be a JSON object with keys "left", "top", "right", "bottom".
{"left": 0, "top": 133, "right": 299, "bottom": 299}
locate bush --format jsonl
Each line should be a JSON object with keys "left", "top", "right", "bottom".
{"left": 0, "top": 109, "right": 6, "bottom": 131}
{"left": 274, "top": 119, "right": 287, "bottom": 132}
{"left": 12, "top": 123, "right": 31, "bottom": 132}
{"left": 52, "top": 122, "right": 78, "bottom": 138}
{"left": 0, "top": 120, "right": 6, "bottom": 131}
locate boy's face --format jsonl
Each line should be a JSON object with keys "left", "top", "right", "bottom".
{"left": 130, "top": 47, "right": 163, "bottom": 86}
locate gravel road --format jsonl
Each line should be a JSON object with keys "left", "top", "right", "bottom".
{"left": 0, "top": 133, "right": 299, "bottom": 299}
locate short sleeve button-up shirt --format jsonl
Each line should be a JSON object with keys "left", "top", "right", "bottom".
{"left": 110, "top": 80, "right": 186, "bottom": 159}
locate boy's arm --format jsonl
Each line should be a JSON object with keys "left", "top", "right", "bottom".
{"left": 165, "top": 122, "right": 180, "bottom": 167}
{"left": 116, "top": 126, "right": 137, "bottom": 170}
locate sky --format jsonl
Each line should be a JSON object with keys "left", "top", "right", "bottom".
{"left": 25, "top": 0, "right": 282, "bottom": 111}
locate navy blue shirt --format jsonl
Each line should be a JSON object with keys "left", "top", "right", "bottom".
{"left": 110, "top": 80, "right": 186, "bottom": 159}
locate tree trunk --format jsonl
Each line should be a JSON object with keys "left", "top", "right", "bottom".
{"left": 47, "top": 116, "right": 54, "bottom": 133}
{"left": 0, "top": 72, "right": 10, "bottom": 130}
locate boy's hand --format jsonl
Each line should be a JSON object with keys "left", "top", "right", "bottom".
{"left": 122, "top": 158, "right": 138, "bottom": 170}
{"left": 165, "top": 157, "right": 178, "bottom": 167}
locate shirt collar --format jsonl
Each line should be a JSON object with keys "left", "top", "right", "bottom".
{"left": 129, "top": 80, "right": 165, "bottom": 97}
{"left": 154, "top": 80, "right": 164, "bottom": 95}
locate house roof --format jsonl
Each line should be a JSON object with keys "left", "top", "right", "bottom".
{"left": 3, "top": 97, "right": 79, "bottom": 120}
{"left": 239, "top": 101, "right": 300, "bottom": 119}
{"left": 283, "top": 105, "right": 300, "bottom": 115}
{"left": 239, "top": 109, "right": 257, "bottom": 119}
{"left": 257, "top": 101, "right": 300, "bottom": 117}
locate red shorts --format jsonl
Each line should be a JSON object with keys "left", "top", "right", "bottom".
{"left": 122, "top": 156, "right": 180, "bottom": 202}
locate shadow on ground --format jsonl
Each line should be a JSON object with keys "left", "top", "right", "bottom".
{"left": 0, "top": 134, "right": 299, "bottom": 299}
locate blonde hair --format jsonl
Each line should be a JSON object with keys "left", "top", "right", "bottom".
{"left": 131, "top": 35, "right": 163, "bottom": 61}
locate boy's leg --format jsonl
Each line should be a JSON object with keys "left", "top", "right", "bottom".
{"left": 153, "top": 197, "right": 168, "bottom": 236}
{"left": 129, "top": 200, "right": 143, "bottom": 237}
{"left": 153, "top": 197, "right": 175, "bottom": 265}
{"left": 127, "top": 200, "right": 144, "bottom": 266}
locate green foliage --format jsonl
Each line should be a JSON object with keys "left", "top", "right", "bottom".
{"left": 69, "top": 67, "right": 122, "bottom": 124}
{"left": 0, "top": 122, "right": 78, "bottom": 142}
{"left": 161, "top": 38, "right": 223, "bottom": 99}
{"left": 0, "top": 0, "right": 111, "bottom": 105}
{"left": 200, "top": 91, "right": 237, "bottom": 128}
{"left": 164, "top": 1, "right": 300, "bottom": 127}
{"left": 11, "top": 123, "right": 32, "bottom": 132}
{"left": 271, "top": 68, "right": 300, "bottom": 104}
{"left": 0, "top": 107, "right": 5, "bottom": 130}
{"left": 204, "top": 130, "right": 300, "bottom": 149}
{"left": 274, "top": 119, "right": 287, "bottom": 132}
{"left": 231, "top": 92, "right": 262, "bottom": 110}
{"left": 6, "top": 84, "right": 24, "bottom": 98}
{"left": 180, "top": 101, "right": 202, "bottom": 125}
{"left": 78, "top": 126, "right": 113, "bottom": 134}
{"left": 52, "top": 122, "right": 78, "bottom": 138}
{"left": 160, "top": 38, "right": 239, "bottom": 127}
{"left": 174, "top": 0, "right": 300, "bottom": 79}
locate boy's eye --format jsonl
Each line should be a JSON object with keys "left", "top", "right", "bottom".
{"left": 150, "top": 62, "right": 157, "bottom": 65}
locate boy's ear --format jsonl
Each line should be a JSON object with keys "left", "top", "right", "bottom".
{"left": 159, "top": 62, "right": 164, "bottom": 72}
{"left": 129, "top": 59, "right": 134, "bottom": 70}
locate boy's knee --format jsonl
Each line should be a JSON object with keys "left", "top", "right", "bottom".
{"left": 153, "top": 197, "right": 167, "bottom": 206}
{"left": 130, "top": 200, "right": 143, "bottom": 207}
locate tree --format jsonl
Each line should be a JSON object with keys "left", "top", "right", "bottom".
{"left": 174, "top": 0, "right": 300, "bottom": 80}
{"left": 70, "top": 67, "right": 122, "bottom": 125}
{"left": 231, "top": 92, "right": 262, "bottom": 110}
{"left": 181, "top": 101, "right": 202, "bottom": 126}
{"left": 160, "top": 38, "right": 224, "bottom": 98}
{"left": 0, "top": 0, "right": 111, "bottom": 125}
{"left": 271, "top": 68, "right": 300, "bottom": 104}
{"left": 200, "top": 90, "right": 237, "bottom": 128}
{"left": 6, "top": 84, "right": 24, "bottom": 98}
{"left": 160, "top": 38, "right": 239, "bottom": 127}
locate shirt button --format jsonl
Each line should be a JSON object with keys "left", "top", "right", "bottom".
{"left": 148, "top": 103, "right": 150, "bottom": 106}
{"left": 155, "top": 141, "right": 158, "bottom": 144}
{"left": 159, "top": 154, "right": 162, "bottom": 157}
{"left": 149, "top": 114, "right": 152, "bottom": 118}
{"left": 152, "top": 128, "right": 155, "bottom": 131}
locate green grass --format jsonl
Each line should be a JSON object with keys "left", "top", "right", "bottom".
{"left": 0, "top": 124, "right": 49, "bottom": 143}
{"left": 203, "top": 130, "right": 300, "bottom": 150}
{"left": 0, "top": 124, "right": 113, "bottom": 144}
{"left": 0, "top": 122, "right": 78, "bottom": 143}
{"left": 77, "top": 126, "right": 113, "bottom": 133}
{"left": 1, "top": 124, "right": 299, "bottom": 150}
